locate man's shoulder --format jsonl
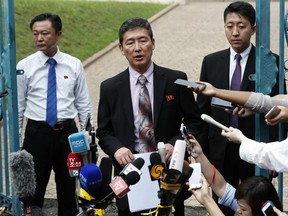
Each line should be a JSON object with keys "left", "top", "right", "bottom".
{"left": 154, "top": 64, "right": 186, "bottom": 77}
{"left": 101, "top": 69, "right": 128, "bottom": 86}
{"left": 17, "top": 52, "right": 39, "bottom": 66}
{"left": 204, "top": 48, "right": 230, "bottom": 60}
{"left": 59, "top": 51, "right": 81, "bottom": 63}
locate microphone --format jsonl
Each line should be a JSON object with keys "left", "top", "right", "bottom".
{"left": 92, "top": 157, "right": 113, "bottom": 201}
{"left": 67, "top": 153, "right": 83, "bottom": 177}
{"left": 119, "top": 157, "right": 144, "bottom": 176}
{"left": 157, "top": 142, "right": 166, "bottom": 167}
{"left": 68, "top": 131, "right": 90, "bottom": 164}
{"left": 79, "top": 163, "right": 102, "bottom": 195}
{"left": 156, "top": 140, "right": 187, "bottom": 216}
{"left": 149, "top": 152, "right": 165, "bottom": 181}
{"left": 102, "top": 171, "right": 141, "bottom": 202}
{"left": 169, "top": 140, "right": 186, "bottom": 172}
{"left": 201, "top": 114, "right": 230, "bottom": 132}
{"left": 9, "top": 150, "right": 36, "bottom": 214}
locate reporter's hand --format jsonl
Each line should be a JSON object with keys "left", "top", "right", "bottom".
{"left": 266, "top": 106, "right": 288, "bottom": 126}
{"left": 188, "top": 135, "right": 203, "bottom": 159}
{"left": 190, "top": 81, "right": 216, "bottom": 96}
{"left": 114, "top": 147, "right": 135, "bottom": 167}
{"left": 225, "top": 107, "right": 255, "bottom": 118}
{"left": 189, "top": 176, "right": 210, "bottom": 205}
{"left": 221, "top": 127, "right": 246, "bottom": 144}
{"left": 0, "top": 207, "right": 5, "bottom": 215}
{"left": 273, "top": 207, "right": 288, "bottom": 216}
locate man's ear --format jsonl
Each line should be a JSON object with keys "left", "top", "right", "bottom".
{"left": 119, "top": 44, "right": 125, "bottom": 55}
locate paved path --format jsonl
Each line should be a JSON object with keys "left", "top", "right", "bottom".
{"left": 44, "top": 0, "right": 288, "bottom": 215}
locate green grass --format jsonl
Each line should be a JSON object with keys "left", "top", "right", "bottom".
{"left": 14, "top": 0, "right": 168, "bottom": 62}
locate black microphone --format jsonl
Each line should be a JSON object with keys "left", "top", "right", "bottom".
{"left": 78, "top": 157, "right": 113, "bottom": 211}
{"left": 149, "top": 152, "right": 165, "bottom": 181}
{"left": 119, "top": 157, "right": 145, "bottom": 176}
{"left": 101, "top": 171, "right": 141, "bottom": 203}
{"left": 92, "top": 157, "right": 113, "bottom": 200}
{"left": 9, "top": 150, "right": 36, "bottom": 215}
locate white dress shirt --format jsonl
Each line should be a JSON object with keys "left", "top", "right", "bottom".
{"left": 240, "top": 137, "right": 288, "bottom": 173}
{"left": 17, "top": 48, "right": 94, "bottom": 132}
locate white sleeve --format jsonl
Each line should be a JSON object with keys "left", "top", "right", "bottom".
{"left": 239, "top": 137, "right": 288, "bottom": 173}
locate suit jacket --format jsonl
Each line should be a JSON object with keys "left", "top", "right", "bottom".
{"left": 197, "top": 45, "right": 280, "bottom": 171}
{"left": 97, "top": 63, "right": 203, "bottom": 172}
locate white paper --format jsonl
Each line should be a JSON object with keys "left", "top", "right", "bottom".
{"left": 127, "top": 152, "right": 160, "bottom": 212}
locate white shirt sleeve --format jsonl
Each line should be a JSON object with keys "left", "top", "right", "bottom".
{"left": 240, "top": 137, "right": 288, "bottom": 173}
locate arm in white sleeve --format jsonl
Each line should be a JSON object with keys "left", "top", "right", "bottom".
{"left": 239, "top": 138, "right": 288, "bottom": 173}
{"left": 17, "top": 63, "right": 26, "bottom": 148}
{"left": 74, "top": 62, "right": 94, "bottom": 130}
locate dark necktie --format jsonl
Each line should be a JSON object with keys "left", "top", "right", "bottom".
{"left": 138, "top": 75, "right": 156, "bottom": 152}
{"left": 230, "top": 54, "right": 242, "bottom": 128}
{"left": 46, "top": 58, "right": 57, "bottom": 127}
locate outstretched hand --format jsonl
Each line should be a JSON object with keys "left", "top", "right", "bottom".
{"left": 273, "top": 207, "right": 288, "bottom": 216}
{"left": 221, "top": 127, "right": 247, "bottom": 144}
{"left": 266, "top": 106, "right": 288, "bottom": 126}
{"left": 189, "top": 81, "right": 216, "bottom": 96}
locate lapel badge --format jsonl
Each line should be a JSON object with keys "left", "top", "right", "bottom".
{"left": 166, "top": 95, "right": 174, "bottom": 101}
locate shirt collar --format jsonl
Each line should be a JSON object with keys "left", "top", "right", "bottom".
{"left": 230, "top": 43, "right": 252, "bottom": 59}
{"left": 39, "top": 47, "right": 60, "bottom": 65}
{"left": 129, "top": 62, "right": 154, "bottom": 85}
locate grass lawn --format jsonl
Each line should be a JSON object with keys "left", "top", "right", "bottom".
{"left": 14, "top": 0, "right": 168, "bottom": 62}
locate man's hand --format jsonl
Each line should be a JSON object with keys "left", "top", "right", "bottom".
{"left": 114, "top": 147, "right": 135, "bottom": 167}
{"left": 164, "top": 143, "right": 174, "bottom": 162}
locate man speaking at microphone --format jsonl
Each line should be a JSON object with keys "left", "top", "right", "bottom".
{"left": 96, "top": 17, "right": 203, "bottom": 216}
{"left": 17, "top": 13, "right": 94, "bottom": 215}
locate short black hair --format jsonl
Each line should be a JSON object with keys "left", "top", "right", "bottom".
{"left": 30, "top": 13, "right": 62, "bottom": 32}
{"left": 224, "top": 1, "right": 255, "bottom": 27}
{"left": 235, "top": 175, "right": 282, "bottom": 215}
{"left": 118, "top": 17, "right": 153, "bottom": 45}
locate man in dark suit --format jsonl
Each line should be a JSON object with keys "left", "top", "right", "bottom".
{"left": 197, "top": 2, "right": 281, "bottom": 215}
{"left": 96, "top": 17, "right": 203, "bottom": 216}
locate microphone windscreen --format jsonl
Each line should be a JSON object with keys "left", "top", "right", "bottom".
{"left": 178, "top": 166, "right": 193, "bottom": 184}
{"left": 182, "top": 160, "right": 190, "bottom": 173}
{"left": 67, "top": 153, "right": 83, "bottom": 170}
{"left": 169, "top": 140, "right": 186, "bottom": 172}
{"left": 79, "top": 163, "right": 102, "bottom": 193}
{"left": 149, "top": 152, "right": 164, "bottom": 180}
{"left": 132, "top": 157, "right": 145, "bottom": 170}
{"left": 93, "top": 157, "right": 113, "bottom": 200}
{"left": 9, "top": 150, "right": 36, "bottom": 199}
{"left": 68, "top": 131, "right": 90, "bottom": 153}
{"left": 124, "top": 171, "right": 141, "bottom": 186}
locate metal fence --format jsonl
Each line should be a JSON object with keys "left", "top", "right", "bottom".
{"left": 0, "top": 0, "right": 22, "bottom": 215}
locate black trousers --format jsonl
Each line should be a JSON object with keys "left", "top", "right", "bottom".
{"left": 23, "top": 119, "right": 78, "bottom": 216}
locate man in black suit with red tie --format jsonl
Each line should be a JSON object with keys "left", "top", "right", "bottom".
{"left": 96, "top": 17, "right": 203, "bottom": 216}
{"left": 197, "top": 2, "right": 282, "bottom": 215}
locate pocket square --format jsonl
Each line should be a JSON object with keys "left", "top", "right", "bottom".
{"left": 166, "top": 95, "right": 174, "bottom": 101}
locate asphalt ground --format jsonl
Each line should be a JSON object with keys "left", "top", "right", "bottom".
{"left": 43, "top": 0, "right": 288, "bottom": 215}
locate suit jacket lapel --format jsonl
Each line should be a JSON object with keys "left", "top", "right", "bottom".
{"left": 119, "top": 70, "right": 134, "bottom": 131}
{"left": 153, "top": 64, "right": 166, "bottom": 128}
{"left": 221, "top": 49, "right": 231, "bottom": 89}
{"left": 241, "top": 45, "right": 255, "bottom": 90}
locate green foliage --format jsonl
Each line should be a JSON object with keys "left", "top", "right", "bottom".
{"left": 15, "top": 0, "right": 168, "bottom": 62}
